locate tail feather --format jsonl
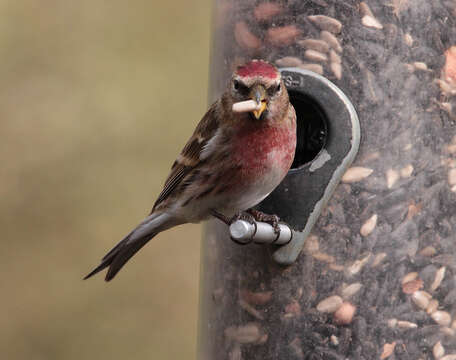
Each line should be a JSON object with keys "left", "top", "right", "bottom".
{"left": 83, "top": 233, "right": 155, "bottom": 281}
{"left": 84, "top": 212, "right": 175, "bottom": 281}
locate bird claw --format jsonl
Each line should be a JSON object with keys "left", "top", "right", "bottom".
{"left": 247, "top": 209, "right": 281, "bottom": 237}
{"left": 210, "top": 209, "right": 257, "bottom": 227}
{"left": 229, "top": 212, "right": 256, "bottom": 226}
{"left": 213, "top": 209, "right": 282, "bottom": 245}
{"left": 228, "top": 211, "right": 257, "bottom": 245}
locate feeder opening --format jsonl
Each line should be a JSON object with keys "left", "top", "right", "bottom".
{"left": 288, "top": 90, "right": 328, "bottom": 169}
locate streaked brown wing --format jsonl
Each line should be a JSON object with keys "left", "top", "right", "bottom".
{"left": 151, "top": 102, "right": 220, "bottom": 212}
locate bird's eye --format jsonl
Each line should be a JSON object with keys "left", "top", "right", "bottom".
{"left": 233, "top": 80, "right": 249, "bottom": 95}
{"left": 268, "top": 83, "right": 282, "bottom": 96}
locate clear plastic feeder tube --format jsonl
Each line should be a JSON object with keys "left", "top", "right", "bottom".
{"left": 198, "top": 1, "right": 456, "bottom": 359}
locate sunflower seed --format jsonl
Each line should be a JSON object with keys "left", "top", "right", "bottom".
{"left": 320, "top": 30, "right": 342, "bottom": 52}
{"left": 441, "top": 327, "right": 455, "bottom": 337}
{"left": 225, "top": 323, "right": 262, "bottom": 343}
{"left": 316, "top": 295, "right": 343, "bottom": 313}
{"left": 329, "top": 49, "right": 341, "bottom": 64}
{"left": 402, "top": 272, "right": 418, "bottom": 284}
{"left": 298, "top": 39, "right": 330, "bottom": 53}
{"left": 345, "top": 254, "right": 371, "bottom": 276}
{"left": 431, "top": 311, "right": 452, "bottom": 326}
{"left": 402, "top": 279, "right": 424, "bottom": 294}
{"left": 267, "top": 25, "right": 301, "bottom": 46}
{"left": 430, "top": 267, "right": 446, "bottom": 292}
{"left": 426, "top": 299, "right": 439, "bottom": 314}
{"left": 239, "top": 298, "right": 264, "bottom": 320}
{"left": 330, "top": 62, "right": 342, "bottom": 80}
{"left": 386, "top": 168, "right": 400, "bottom": 188}
{"left": 433, "top": 341, "right": 445, "bottom": 359}
{"left": 397, "top": 320, "right": 418, "bottom": 329}
{"left": 313, "top": 251, "right": 335, "bottom": 263}
{"left": 240, "top": 290, "right": 273, "bottom": 305}
{"left": 308, "top": 15, "right": 342, "bottom": 34}
{"left": 359, "top": 2, "right": 374, "bottom": 17}
{"left": 448, "top": 169, "right": 456, "bottom": 186}
{"left": 441, "top": 355, "right": 456, "bottom": 360}
{"left": 253, "top": 2, "right": 282, "bottom": 22}
{"left": 329, "top": 263, "right": 345, "bottom": 271}
{"left": 371, "top": 252, "right": 387, "bottom": 267}
{"left": 404, "top": 33, "right": 413, "bottom": 46}
{"left": 298, "top": 63, "right": 324, "bottom": 74}
{"left": 360, "top": 214, "right": 377, "bottom": 237}
{"left": 411, "top": 291, "right": 431, "bottom": 310}
{"left": 232, "top": 100, "right": 261, "bottom": 113}
{"left": 341, "top": 283, "right": 363, "bottom": 299}
{"left": 380, "top": 342, "right": 396, "bottom": 359}
{"left": 414, "top": 62, "right": 428, "bottom": 71}
{"left": 362, "top": 15, "right": 383, "bottom": 30}
{"left": 387, "top": 318, "right": 398, "bottom": 328}
{"left": 400, "top": 165, "right": 414, "bottom": 178}
{"left": 304, "top": 49, "right": 328, "bottom": 62}
{"left": 446, "top": 144, "right": 456, "bottom": 154}
{"left": 420, "top": 246, "right": 437, "bottom": 257}
{"left": 229, "top": 344, "right": 241, "bottom": 360}
{"left": 275, "top": 56, "right": 303, "bottom": 67}
{"left": 234, "top": 22, "right": 261, "bottom": 50}
{"left": 342, "top": 167, "right": 373, "bottom": 183}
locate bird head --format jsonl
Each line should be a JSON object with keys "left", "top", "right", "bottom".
{"left": 229, "top": 60, "right": 288, "bottom": 122}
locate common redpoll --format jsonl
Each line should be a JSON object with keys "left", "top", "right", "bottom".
{"left": 85, "top": 60, "right": 296, "bottom": 281}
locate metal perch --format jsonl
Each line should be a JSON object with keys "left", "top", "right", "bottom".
{"left": 229, "top": 220, "right": 293, "bottom": 245}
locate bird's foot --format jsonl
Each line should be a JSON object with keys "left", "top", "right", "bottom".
{"left": 247, "top": 209, "right": 281, "bottom": 236}
{"left": 210, "top": 209, "right": 231, "bottom": 225}
{"left": 210, "top": 209, "right": 256, "bottom": 226}
{"left": 228, "top": 211, "right": 256, "bottom": 226}
{"left": 211, "top": 209, "right": 259, "bottom": 245}
{"left": 228, "top": 211, "right": 257, "bottom": 245}
{"left": 211, "top": 209, "right": 283, "bottom": 245}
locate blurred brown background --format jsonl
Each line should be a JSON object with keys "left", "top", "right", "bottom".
{"left": 0, "top": 1, "right": 211, "bottom": 359}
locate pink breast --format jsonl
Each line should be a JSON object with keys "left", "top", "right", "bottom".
{"left": 232, "top": 123, "right": 296, "bottom": 183}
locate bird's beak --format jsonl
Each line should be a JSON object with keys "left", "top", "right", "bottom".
{"left": 250, "top": 84, "right": 267, "bottom": 120}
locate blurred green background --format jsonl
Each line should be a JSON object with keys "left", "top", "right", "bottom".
{"left": 0, "top": 1, "right": 211, "bottom": 359}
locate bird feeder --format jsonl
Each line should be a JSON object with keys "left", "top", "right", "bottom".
{"left": 198, "top": 1, "right": 456, "bottom": 359}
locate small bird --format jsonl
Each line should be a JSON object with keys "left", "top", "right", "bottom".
{"left": 85, "top": 60, "right": 296, "bottom": 281}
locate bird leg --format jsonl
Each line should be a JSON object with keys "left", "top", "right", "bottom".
{"left": 210, "top": 209, "right": 231, "bottom": 224}
{"left": 210, "top": 209, "right": 256, "bottom": 226}
{"left": 211, "top": 209, "right": 258, "bottom": 245}
{"left": 247, "top": 209, "right": 281, "bottom": 236}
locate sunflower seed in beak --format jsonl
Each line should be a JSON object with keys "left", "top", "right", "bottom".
{"left": 232, "top": 100, "right": 262, "bottom": 113}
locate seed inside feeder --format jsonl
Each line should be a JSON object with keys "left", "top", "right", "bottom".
{"left": 232, "top": 100, "right": 262, "bottom": 113}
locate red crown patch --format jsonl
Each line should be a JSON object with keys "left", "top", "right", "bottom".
{"left": 236, "top": 60, "right": 279, "bottom": 79}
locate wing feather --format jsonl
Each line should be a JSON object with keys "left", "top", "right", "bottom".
{"left": 151, "top": 102, "right": 220, "bottom": 212}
